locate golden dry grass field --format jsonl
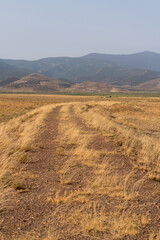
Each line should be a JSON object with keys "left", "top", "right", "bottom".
{"left": 0, "top": 94, "right": 160, "bottom": 240}
{"left": 0, "top": 94, "right": 101, "bottom": 123}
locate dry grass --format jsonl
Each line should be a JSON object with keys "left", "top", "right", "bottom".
{"left": 91, "top": 161, "right": 125, "bottom": 197}
{"left": 73, "top": 100, "right": 160, "bottom": 179}
{"left": 12, "top": 231, "right": 60, "bottom": 240}
{"left": 51, "top": 101, "right": 151, "bottom": 239}
{"left": 47, "top": 190, "right": 88, "bottom": 205}
{"left": 70, "top": 202, "right": 107, "bottom": 234}
{"left": 49, "top": 98, "right": 158, "bottom": 239}
{"left": 109, "top": 211, "right": 150, "bottom": 238}
{"left": 149, "top": 232, "right": 160, "bottom": 240}
{"left": 0, "top": 103, "right": 59, "bottom": 205}
{"left": 58, "top": 104, "right": 101, "bottom": 167}
{"left": 0, "top": 94, "right": 103, "bottom": 190}
{"left": 1, "top": 95, "right": 160, "bottom": 239}
{"left": 0, "top": 94, "right": 103, "bottom": 123}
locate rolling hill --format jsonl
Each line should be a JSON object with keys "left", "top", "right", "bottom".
{"left": 0, "top": 73, "right": 71, "bottom": 92}
{"left": 134, "top": 78, "right": 160, "bottom": 91}
{"left": 65, "top": 81, "right": 123, "bottom": 93}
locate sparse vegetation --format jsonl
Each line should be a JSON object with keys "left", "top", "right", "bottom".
{"left": 0, "top": 94, "right": 160, "bottom": 239}
{"left": 73, "top": 100, "right": 160, "bottom": 178}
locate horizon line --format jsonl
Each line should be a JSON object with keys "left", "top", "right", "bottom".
{"left": 0, "top": 50, "right": 159, "bottom": 61}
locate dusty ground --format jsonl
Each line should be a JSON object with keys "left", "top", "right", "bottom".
{"left": 0, "top": 101, "right": 160, "bottom": 239}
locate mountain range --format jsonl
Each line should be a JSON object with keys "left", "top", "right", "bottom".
{"left": 0, "top": 51, "right": 160, "bottom": 92}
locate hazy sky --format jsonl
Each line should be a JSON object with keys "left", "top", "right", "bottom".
{"left": 0, "top": 0, "right": 160, "bottom": 59}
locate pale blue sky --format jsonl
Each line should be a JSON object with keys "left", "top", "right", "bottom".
{"left": 0, "top": 0, "right": 159, "bottom": 59}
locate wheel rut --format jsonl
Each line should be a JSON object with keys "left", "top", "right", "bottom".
{"left": 0, "top": 106, "right": 66, "bottom": 239}
{"left": 0, "top": 104, "right": 160, "bottom": 240}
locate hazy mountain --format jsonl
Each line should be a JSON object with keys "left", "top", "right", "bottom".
{"left": 0, "top": 73, "right": 71, "bottom": 92}
{"left": 1, "top": 52, "right": 160, "bottom": 88}
{"left": 50, "top": 63, "right": 160, "bottom": 86}
{"left": 85, "top": 51, "right": 160, "bottom": 72}
{"left": 2, "top": 51, "right": 160, "bottom": 72}
{"left": 0, "top": 62, "right": 30, "bottom": 81}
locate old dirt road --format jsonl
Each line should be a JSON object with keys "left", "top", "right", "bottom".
{"left": 0, "top": 104, "right": 160, "bottom": 240}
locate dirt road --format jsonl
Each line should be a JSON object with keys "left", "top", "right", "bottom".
{"left": 0, "top": 104, "right": 160, "bottom": 240}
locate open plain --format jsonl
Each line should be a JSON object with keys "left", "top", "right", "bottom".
{"left": 0, "top": 94, "right": 160, "bottom": 240}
